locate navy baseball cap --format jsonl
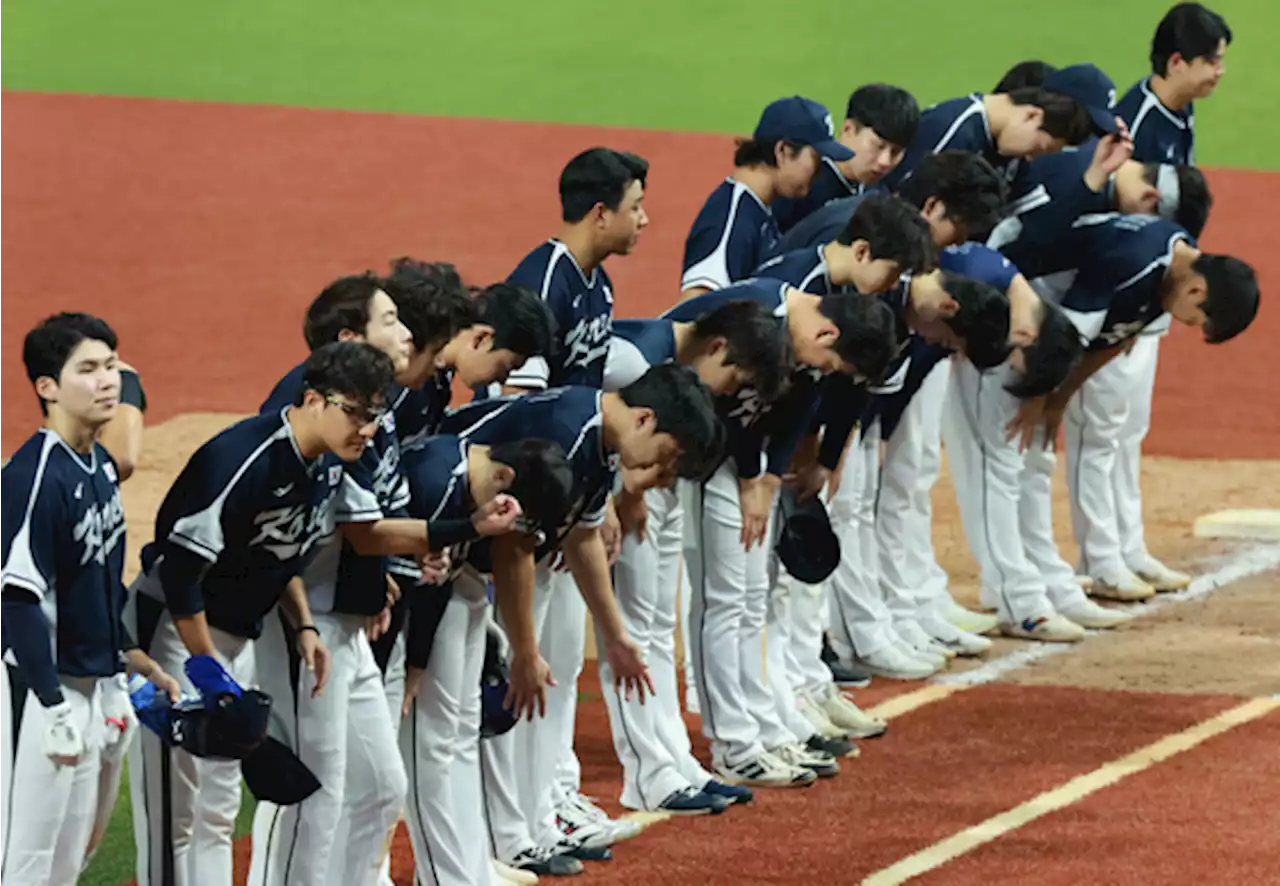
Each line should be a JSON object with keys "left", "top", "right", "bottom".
{"left": 755, "top": 97, "right": 855, "bottom": 161}
{"left": 1043, "top": 64, "right": 1120, "bottom": 135}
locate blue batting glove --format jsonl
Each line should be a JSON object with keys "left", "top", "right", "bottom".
{"left": 184, "top": 654, "right": 243, "bottom": 703}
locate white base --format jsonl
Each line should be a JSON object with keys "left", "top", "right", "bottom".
{"left": 1193, "top": 509, "right": 1280, "bottom": 541}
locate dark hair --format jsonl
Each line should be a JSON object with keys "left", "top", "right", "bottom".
{"left": 817, "top": 294, "right": 898, "bottom": 381}
{"left": 296, "top": 341, "right": 396, "bottom": 409}
{"left": 1005, "top": 300, "right": 1084, "bottom": 398}
{"left": 993, "top": 60, "right": 1058, "bottom": 93}
{"left": 560, "top": 148, "right": 649, "bottom": 223}
{"left": 1194, "top": 253, "right": 1258, "bottom": 344}
{"left": 1151, "top": 3, "right": 1232, "bottom": 76}
{"left": 384, "top": 258, "right": 478, "bottom": 352}
{"left": 836, "top": 193, "right": 935, "bottom": 273}
{"left": 689, "top": 300, "right": 794, "bottom": 401}
{"left": 733, "top": 138, "right": 804, "bottom": 168}
{"left": 488, "top": 438, "right": 576, "bottom": 539}
{"left": 304, "top": 273, "right": 389, "bottom": 350}
{"left": 474, "top": 282, "right": 557, "bottom": 358}
{"left": 619, "top": 363, "right": 724, "bottom": 480}
{"left": 1006, "top": 87, "right": 1096, "bottom": 143}
{"left": 937, "top": 272, "right": 1013, "bottom": 369}
{"left": 898, "top": 151, "right": 1008, "bottom": 236}
{"left": 845, "top": 84, "right": 920, "bottom": 148}
{"left": 1141, "top": 164, "right": 1213, "bottom": 238}
{"left": 23, "top": 312, "right": 119, "bottom": 415}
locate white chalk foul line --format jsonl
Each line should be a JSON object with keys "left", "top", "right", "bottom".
{"left": 860, "top": 696, "right": 1280, "bottom": 885}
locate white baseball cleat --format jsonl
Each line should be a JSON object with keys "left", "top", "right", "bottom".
{"left": 797, "top": 691, "right": 849, "bottom": 740}
{"left": 1090, "top": 570, "right": 1156, "bottom": 602}
{"left": 1000, "top": 612, "right": 1086, "bottom": 643}
{"left": 495, "top": 858, "right": 540, "bottom": 885}
{"left": 849, "top": 643, "right": 941, "bottom": 680}
{"left": 1132, "top": 558, "right": 1192, "bottom": 592}
{"left": 713, "top": 750, "right": 817, "bottom": 788}
{"left": 1058, "top": 600, "right": 1133, "bottom": 630}
{"left": 556, "top": 792, "right": 643, "bottom": 847}
{"left": 939, "top": 598, "right": 1000, "bottom": 636}
{"left": 812, "top": 684, "right": 887, "bottom": 739}
{"left": 920, "top": 615, "right": 993, "bottom": 657}
{"left": 897, "top": 621, "right": 958, "bottom": 660}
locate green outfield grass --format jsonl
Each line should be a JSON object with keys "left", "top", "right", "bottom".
{"left": 3, "top": 0, "right": 1279, "bottom": 169}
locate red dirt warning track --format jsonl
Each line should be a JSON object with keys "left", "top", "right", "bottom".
{"left": 3, "top": 91, "right": 1279, "bottom": 458}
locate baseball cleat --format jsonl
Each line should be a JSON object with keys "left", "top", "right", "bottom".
{"left": 702, "top": 778, "right": 753, "bottom": 805}
{"left": 1075, "top": 574, "right": 1096, "bottom": 590}
{"left": 939, "top": 599, "right": 1001, "bottom": 636}
{"left": 898, "top": 621, "right": 958, "bottom": 660}
{"left": 1058, "top": 600, "right": 1134, "bottom": 630}
{"left": 1090, "top": 571, "right": 1156, "bottom": 602}
{"left": 771, "top": 741, "right": 841, "bottom": 778}
{"left": 509, "top": 846, "right": 583, "bottom": 877}
{"left": 494, "top": 858, "right": 540, "bottom": 885}
{"left": 797, "top": 691, "right": 849, "bottom": 740}
{"left": 806, "top": 732, "right": 860, "bottom": 759}
{"left": 1000, "top": 613, "right": 1086, "bottom": 643}
{"left": 822, "top": 634, "right": 872, "bottom": 687}
{"left": 556, "top": 791, "right": 643, "bottom": 847}
{"left": 813, "top": 684, "right": 888, "bottom": 739}
{"left": 920, "top": 615, "right": 992, "bottom": 657}
{"left": 657, "top": 786, "right": 730, "bottom": 815}
{"left": 1133, "top": 559, "right": 1192, "bottom": 592}
{"left": 713, "top": 750, "right": 817, "bottom": 788}
{"left": 849, "top": 643, "right": 941, "bottom": 680}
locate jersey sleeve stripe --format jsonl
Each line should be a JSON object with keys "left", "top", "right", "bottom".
{"left": 0, "top": 434, "right": 58, "bottom": 599}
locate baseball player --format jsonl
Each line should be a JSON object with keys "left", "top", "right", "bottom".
{"left": 397, "top": 433, "right": 577, "bottom": 886}
{"left": 667, "top": 278, "right": 897, "bottom": 786}
{"left": 771, "top": 84, "right": 921, "bottom": 233}
{"left": 2, "top": 313, "right": 179, "bottom": 886}
{"left": 1001, "top": 213, "right": 1257, "bottom": 636}
{"left": 125, "top": 340, "right": 516, "bottom": 886}
{"left": 880, "top": 63, "right": 1119, "bottom": 195}
{"left": 993, "top": 60, "right": 1058, "bottom": 94}
{"left": 434, "top": 369, "right": 722, "bottom": 875}
{"left": 681, "top": 96, "right": 853, "bottom": 297}
{"left": 1068, "top": 2, "right": 1233, "bottom": 598}
{"left": 601, "top": 300, "right": 790, "bottom": 815}
{"left": 491, "top": 147, "right": 652, "bottom": 854}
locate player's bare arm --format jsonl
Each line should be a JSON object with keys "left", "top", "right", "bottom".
{"left": 95, "top": 359, "right": 144, "bottom": 481}
{"left": 560, "top": 524, "right": 655, "bottom": 703}
{"left": 339, "top": 493, "right": 520, "bottom": 556}
{"left": 279, "top": 576, "right": 331, "bottom": 698}
{"left": 1041, "top": 343, "right": 1127, "bottom": 439}
{"left": 491, "top": 531, "right": 554, "bottom": 720}
{"left": 738, "top": 473, "right": 781, "bottom": 550}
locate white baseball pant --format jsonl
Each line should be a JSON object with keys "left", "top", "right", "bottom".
{"left": 247, "top": 611, "right": 406, "bottom": 886}
{"left": 679, "top": 458, "right": 791, "bottom": 766}
{"left": 400, "top": 573, "right": 493, "bottom": 886}
{"left": 129, "top": 609, "right": 255, "bottom": 886}
{"left": 602, "top": 485, "right": 712, "bottom": 810}
{"left": 2, "top": 669, "right": 106, "bottom": 886}
{"left": 785, "top": 572, "right": 833, "bottom": 698}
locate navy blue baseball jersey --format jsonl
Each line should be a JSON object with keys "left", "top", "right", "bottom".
{"left": 134, "top": 409, "right": 343, "bottom": 639}
{"left": 1115, "top": 77, "right": 1194, "bottom": 165}
{"left": 393, "top": 369, "right": 455, "bottom": 453}
{"left": 604, "top": 319, "right": 677, "bottom": 392}
{"left": 771, "top": 158, "right": 865, "bottom": 234}
{"left": 400, "top": 435, "right": 474, "bottom": 579}
{"left": 664, "top": 280, "right": 791, "bottom": 478}
{"left": 881, "top": 95, "right": 1004, "bottom": 192}
{"left": 755, "top": 245, "right": 850, "bottom": 295}
{"left": 261, "top": 362, "right": 411, "bottom": 614}
{"left": 1048, "top": 213, "right": 1192, "bottom": 350}
{"left": 682, "top": 179, "right": 780, "bottom": 292}
{"left": 773, "top": 195, "right": 866, "bottom": 258}
{"left": 505, "top": 239, "right": 614, "bottom": 391}
{"left": 436, "top": 387, "right": 614, "bottom": 566}
{"left": 2, "top": 432, "right": 127, "bottom": 677}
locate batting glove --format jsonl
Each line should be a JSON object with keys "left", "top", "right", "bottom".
{"left": 41, "top": 699, "right": 85, "bottom": 764}
{"left": 184, "top": 654, "right": 243, "bottom": 704}
{"left": 101, "top": 675, "right": 140, "bottom": 764}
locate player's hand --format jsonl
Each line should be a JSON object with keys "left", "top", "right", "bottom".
{"left": 472, "top": 493, "right": 522, "bottom": 537}
{"left": 1084, "top": 129, "right": 1134, "bottom": 191}
{"left": 622, "top": 462, "right": 670, "bottom": 494}
{"left": 366, "top": 606, "right": 393, "bottom": 643}
{"left": 825, "top": 461, "right": 845, "bottom": 504}
{"left": 42, "top": 699, "right": 84, "bottom": 765}
{"left": 401, "top": 666, "right": 425, "bottom": 719}
{"left": 785, "top": 463, "right": 831, "bottom": 503}
{"left": 505, "top": 650, "right": 556, "bottom": 721}
{"left": 738, "top": 474, "right": 780, "bottom": 551}
{"left": 296, "top": 629, "right": 331, "bottom": 699}
{"left": 1041, "top": 396, "right": 1068, "bottom": 447}
{"left": 601, "top": 497, "right": 623, "bottom": 564}
{"left": 1005, "top": 395, "right": 1048, "bottom": 453}
{"left": 418, "top": 550, "right": 452, "bottom": 585}
{"left": 101, "top": 676, "right": 140, "bottom": 764}
{"left": 385, "top": 574, "right": 402, "bottom": 606}
{"left": 615, "top": 487, "right": 648, "bottom": 543}
{"left": 604, "top": 635, "right": 655, "bottom": 704}
{"left": 147, "top": 666, "right": 183, "bottom": 704}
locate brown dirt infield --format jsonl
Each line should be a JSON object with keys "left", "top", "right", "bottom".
{"left": 3, "top": 91, "right": 1278, "bottom": 885}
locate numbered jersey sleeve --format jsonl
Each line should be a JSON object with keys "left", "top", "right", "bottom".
{"left": 681, "top": 180, "right": 779, "bottom": 292}
{"left": 1, "top": 433, "right": 69, "bottom": 600}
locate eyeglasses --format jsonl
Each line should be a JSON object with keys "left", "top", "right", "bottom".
{"left": 323, "top": 395, "right": 388, "bottom": 427}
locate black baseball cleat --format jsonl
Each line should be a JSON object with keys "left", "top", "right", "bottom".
{"left": 806, "top": 732, "right": 859, "bottom": 759}
{"left": 658, "top": 785, "right": 730, "bottom": 815}
{"left": 702, "top": 778, "right": 754, "bottom": 805}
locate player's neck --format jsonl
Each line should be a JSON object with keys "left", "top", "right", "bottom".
{"left": 557, "top": 224, "right": 608, "bottom": 274}
{"left": 1164, "top": 241, "right": 1201, "bottom": 295}
{"left": 732, "top": 166, "right": 777, "bottom": 206}
{"left": 671, "top": 321, "right": 699, "bottom": 364}
{"left": 1150, "top": 74, "right": 1193, "bottom": 112}
{"left": 284, "top": 407, "right": 327, "bottom": 460}
{"left": 981, "top": 94, "right": 1014, "bottom": 139}
{"left": 466, "top": 445, "right": 501, "bottom": 505}
{"left": 598, "top": 392, "right": 629, "bottom": 452}
{"left": 43, "top": 409, "right": 98, "bottom": 455}
{"left": 822, "top": 242, "right": 860, "bottom": 287}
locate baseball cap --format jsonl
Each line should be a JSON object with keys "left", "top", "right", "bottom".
{"left": 754, "top": 97, "right": 855, "bottom": 161}
{"left": 1043, "top": 64, "right": 1120, "bottom": 135}
{"left": 774, "top": 487, "right": 841, "bottom": 584}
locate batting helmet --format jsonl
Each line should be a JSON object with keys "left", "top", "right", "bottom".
{"left": 775, "top": 486, "right": 841, "bottom": 584}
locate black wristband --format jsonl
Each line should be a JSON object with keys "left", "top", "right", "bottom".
{"left": 119, "top": 368, "right": 148, "bottom": 412}
{"left": 297, "top": 624, "right": 320, "bottom": 636}
{"left": 427, "top": 518, "right": 480, "bottom": 550}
